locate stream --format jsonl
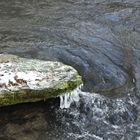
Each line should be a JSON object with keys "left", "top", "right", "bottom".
{"left": 0, "top": 0, "right": 140, "bottom": 139}
{"left": 0, "top": 86, "right": 140, "bottom": 140}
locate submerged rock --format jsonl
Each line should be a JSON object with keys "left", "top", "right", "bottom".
{"left": 0, "top": 54, "right": 82, "bottom": 106}
{"left": 0, "top": 0, "right": 139, "bottom": 95}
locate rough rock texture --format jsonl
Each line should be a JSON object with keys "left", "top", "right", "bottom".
{"left": 0, "top": 0, "right": 139, "bottom": 95}
{"left": 0, "top": 54, "right": 82, "bottom": 106}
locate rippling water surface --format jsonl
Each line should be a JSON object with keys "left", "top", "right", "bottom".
{"left": 0, "top": 87, "right": 140, "bottom": 140}
{"left": 0, "top": 0, "right": 140, "bottom": 139}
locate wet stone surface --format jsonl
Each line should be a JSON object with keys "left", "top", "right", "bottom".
{"left": 0, "top": 0, "right": 140, "bottom": 140}
{"left": 0, "top": 54, "right": 81, "bottom": 106}
{"left": 0, "top": 0, "right": 139, "bottom": 95}
{"left": 0, "top": 88, "right": 140, "bottom": 140}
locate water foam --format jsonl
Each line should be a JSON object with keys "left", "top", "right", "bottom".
{"left": 59, "top": 86, "right": 81, "bottom": 109}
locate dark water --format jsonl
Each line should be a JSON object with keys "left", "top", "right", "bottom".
{"left": 0, "top": 0, "right": 140, "bottom": 94}
{"left": 0, "top": 88, "right": 140, "bottom": 140}
{"left": 0, "top": 0, "right": 140, "bottom": 139}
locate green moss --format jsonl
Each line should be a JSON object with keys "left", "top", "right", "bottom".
{"left": 107, "top": 2, "right": 134, "bottom": 9}
{"left": 0, "top": 74, "right": 82, "bottom": 106}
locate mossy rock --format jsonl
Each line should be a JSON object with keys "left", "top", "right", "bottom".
{"left": 0, "top": 54, "right": 82, "bottom": 106}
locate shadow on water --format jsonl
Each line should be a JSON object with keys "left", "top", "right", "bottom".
{"left": 0, "top": 0, "right": 140, "bottom": 139}
{"left": 0, "top": 0, "right": 140, "bottom": 95}
{"left": 0, "top": 97, "right": 60, "bottom": 140}
{"left": 0, "top": 89, "right": 140, "bottom": 140}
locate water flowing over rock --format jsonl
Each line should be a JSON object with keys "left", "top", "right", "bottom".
{"left": 0, "top": 0, "right": 139, "bottom": 95}
{"left": 60, "top": 86, "right": 81, "bottom": 109}
{"left": 0, "top": 0, "right": 140, "bottom": 139}
{"left": 57, "top": 87, "right": 139, "bottom": 140}
{"left": 0, "top": 54, "right": 82, "bottom": 106}
{"left": 0, "top": 87, "right": 139, "bottom": 140}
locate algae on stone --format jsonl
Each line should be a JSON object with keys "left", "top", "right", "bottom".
{"left": 0, "top": 54, "right": 82, "bottom": 106}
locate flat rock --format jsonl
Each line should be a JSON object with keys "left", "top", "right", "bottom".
{"left": 0, "top": 0, "right": 139, "bottom": 96}
{"left": 0, "top": 54, "right": 82, "bottom": 106}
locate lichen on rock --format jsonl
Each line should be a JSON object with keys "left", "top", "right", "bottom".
{"left": 0, "top": 54, "right": 82, "bottom": 106}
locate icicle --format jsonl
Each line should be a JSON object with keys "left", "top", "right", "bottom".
{"left": 60, "top": 86, "right": 81, "bottom": 109}
{"left": 60, "top": 93, "right": 72, "bottom": 109}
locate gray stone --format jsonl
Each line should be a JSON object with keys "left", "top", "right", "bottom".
{"left": 0, "top": 54, "right": 82, "bottom": 106}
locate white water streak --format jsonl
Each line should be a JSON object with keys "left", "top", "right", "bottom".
{"left": 60, "top": 86, "right": 81, "bottom": 109}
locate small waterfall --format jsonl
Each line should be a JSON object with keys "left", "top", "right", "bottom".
{"left": 59, "top": 86, "right": 81, "bottom": 109}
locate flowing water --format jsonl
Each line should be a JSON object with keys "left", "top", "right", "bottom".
{"left": 0, "top": 86, "right": 140, "bottom": 140}
{"left": 0, "top": 0, "right": 140, "bottom": 139}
